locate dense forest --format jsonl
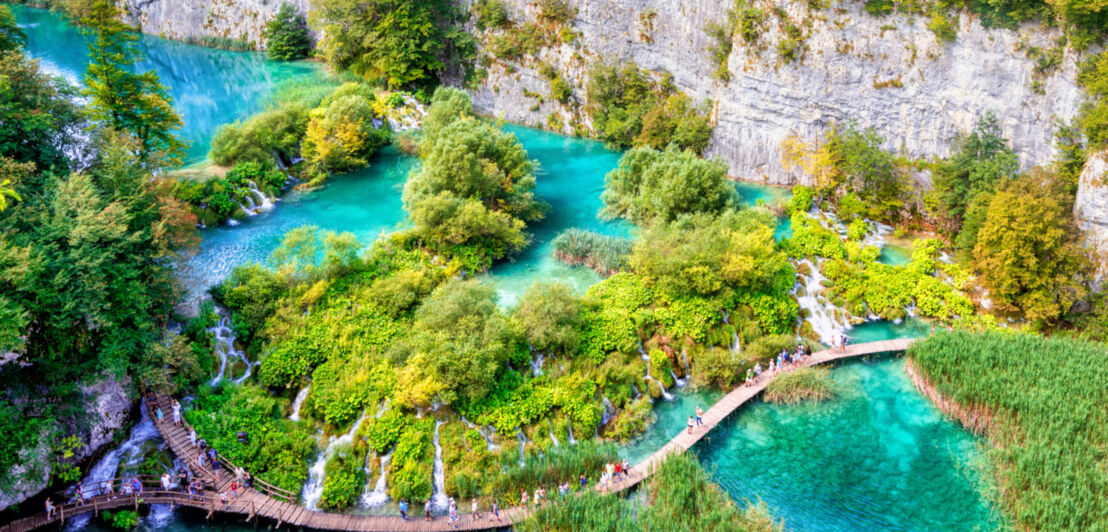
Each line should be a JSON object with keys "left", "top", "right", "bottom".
{"left": 1, "top": 0, "right": 1107, "bottom": 530}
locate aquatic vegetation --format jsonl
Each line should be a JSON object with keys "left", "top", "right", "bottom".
{"left": 551, "top": 228, "right": 633, "bottom": 276}
{"left": 490, "top": 441, "right": 618, "bottom": 505}
{"left": 764, "top": 367, "right": 834, "bottom": 404}
{"left": 909, "top": 331, "right": 1108, "bottom": 531}
{"left": 319, "top": 442, "right": 365, "bottom": 510}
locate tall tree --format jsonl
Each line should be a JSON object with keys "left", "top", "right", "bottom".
{"left": 82, "top": 0, "right": 183, "bottom": 165}
{"left": 0, "top": 5, "right": 26, "bottom": 53}
{"left": 0, "top": 50, "right": 81, "bottom": 176}
{"left": 265, "top": 3, "right": 311, "bottom": 61}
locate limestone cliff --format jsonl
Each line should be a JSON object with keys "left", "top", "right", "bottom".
{"left": 1075, "top": 149, "right": 1108, "bottom": 277}
{"left": 119, "top": 0, "right": 311, "bottom": 48}
{"left": 467, "top": 0, "right": 1082, "bottom": 185}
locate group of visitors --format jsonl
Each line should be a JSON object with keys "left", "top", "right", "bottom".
{"left": 598, "top": 458, "right": 633, "bottom": 490}
{"left": 399, "top": 497, "right": 502, "bottom": 525}
{"left": 743, "top": 343, "right": 812, "bottom": 386}
{"left": 830, "top": 333, "right": 849, "bottom": 353}
{"left": 686, "top": 404, "right": 705, "bottom": 434}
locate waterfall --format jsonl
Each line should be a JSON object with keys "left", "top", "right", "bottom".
{"left": 731, "top": 332, "right": 742, "bottom": 355}
{"left": 530, "top": 352, "right": 545, "bottom": 377}
{"left": 791, "top": 258, "right": 851, "bottom": 346}
{"left": 289, "top": 386, "right": 310, "bottom": 421}
{"left": 301, "top": 413, "right": 367, "bottom": 510}
{"left": 640, "top": 348, "right": 674, "bottom": 401}
{"left": 430, "top": 421, "right": 449, "bottom": 511}
{"left": 207, "top": 309, "right": 253, "bottom": 386}
{"left": 246, "top": 180, "right": 274, "bottom": 212}
{"left": 600, "top": 397, "right": 616, "bottom": 426}
{"left": 631, "top": 383, "right": 642, "bottom": 399}
{"left": 67, "top": 403, "right": 161, "bottom": 530}
{"left": 567, "top": 420, "right": 576, "bottom": 444}
{"left": 670, "top": 370, "right": 687, "bottom": 388}
{"left": 460, "top": 416, "right": 497, "bottom": 450}
{"left": 516, "top": 431, "right": 529, "bottom": 467}
{"left": 548, "top": 420, "right": 560, "bottom": 447}
{"left": 360, "top": 451, "right": 392, "bottom": 507}
{"left": 385, "top": 94, "right": 428, "bottom": 131}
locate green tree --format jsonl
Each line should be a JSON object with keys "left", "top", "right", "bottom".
{"left": 0, "top": 5, "right": 27, "bottom": 53}
{"left": 311, "top": 0, "right": 471, "bottom": 90}
{"left": 973, "top": 175, "right": 1087, "bottom": 322}
{"left": 0, "top": 50, "right": 82, "bottom": 174}
{"left": 265, "top": 3, "right": 312, "bottom": 61}
{"left": 209, "top": 101, "right": 310, "bottom": 167}
{"left": 301, "top": 84, "right": 391, "bottom": 178}
{"left": 81, "top": 0, "right": 184, "bottom": 164}
{"left": 828, "top": 124, "right": 907, "bottom": 222}
{"left": 396, "top": 279, "right": 516, "bottom": 406}
{"left": 420, "top": 86, "right": 475, "bottom": 149}
{"left": 513, "top": 282, "right": 584, "bottom": 355}
{"left": 601, "top": 145, "right": 735, "bottom": 225}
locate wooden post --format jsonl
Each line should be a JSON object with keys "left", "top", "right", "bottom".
{"left": 93, "top": 498, "right": 98, "bottom": 516}
{"left": 60, "top": 503, "right": 65, "bottom": 526}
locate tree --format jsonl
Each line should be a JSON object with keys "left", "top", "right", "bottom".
{"left": 829, "top": 124, "right": 906, "bottom": 222}
{"left": 0, "top": 5, "right": 26, "bottom": 53}
{"left": 601, "top": 145, "right": 735, "bottom": 225}
{"left": 311, "top": 0, "right": 470, "bottom": 90}
{"left": 397, "top": 279, "right": 516, "bottom": 406}
{"left": 301, "top": 84, "right": 391, "bottom": 178}
{"left": 209, "top": 101, "right": 310, "bottom": 167}
{"left": 973, "top": 175, "right": 1088, "bottom": 322}
{"left": 930, "top": 112, "right": 1018, "bottom": 245}
{"left": 0, "top": 50, "right": 82, "bottom": 174}
{"left": 420, "top": 87, "right": 475, "bottom": 150}
{"left": 513, "top": 282, "right": 584, "bottom": 355}
{"left": 265, "top": 3, "right": 312, "bottom": 61}
{"left": 82, "top": 0, "right": 184, "bottom": 164}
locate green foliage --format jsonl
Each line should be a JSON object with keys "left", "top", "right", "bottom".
{"left": 81, "top": 0, "right": 184, "bottom": 164}
{"left": 209, "top": 101, "right": 310, "bottom": 167}
{"left": 586, "top": 60, "right": 713, "bottom": 154}
{"left": 266, "top": 3, "right": 312, "bottom": 61}
{"left": 909, "top": 331, "right": 1108, "bottom": 532}
{"left": 972, "top": 176, "right": 1087, "bottom": 322}
{"left": 518, "top": 452, "right": 785, "bottom": 531}
{"left": 0, "top": 48, "right": 82, "bottom": 173}
{"left": 0, "top": 399, "right": 46, "bottom": 494}
{"left": 171, "top": 162, "right": 288, "bottom": 226}
{"left": 514, "top": 282, "right": 585, "bottom": 355}
{"left": 764, "top": 366, "right": 834, "bottom": 404}
{"left": 786, "top": 185, "right": 815, "bottom": 214}
{"left": 185, "top": 384, "right": 316, "bottom": 493}
{"left": 827, "top": 124, "right": 908, "bottom": 222}
{"left": 601, "top": 145, "right": 735, "bottom": 225}
{"left": 490, "top": 441, "right": 615, "bottom": 504}
{"left": 927, "top": 12, "right": 958, "bottom": 43}
{"left": 1077, "top": 51, "right": 1108, "bottom": 151}
{"left": 102, "top": 509, "right": 140, "bottom": 530}
{"left": 404, "top": 89, "right": 545, "bottom": 269}
{"left": 311, "top": 0, "right": 473, "bottom": 90}
{"left": 320, "top": 442, "right": 366, "bottom": 510}
{"left": 0, "top": 5, "right": 27, "bottom": 53}
{"left": 302, "top": 83, "right": 392, "bottom": 177}
{"left": 550, "top": 75, "right": 573, "bottom": 103}
{"left": 551, "top": 228, "right": 633, "bottom": 276}
{"left": 386, "top": 417, "right": 434, "bottom": 501}
{"left": 474, "top": 0, "right": 510, "bottom": 30}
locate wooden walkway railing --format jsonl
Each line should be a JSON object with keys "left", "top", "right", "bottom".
{"left": 2, "top": 338, "right": 913, "bottom": 532}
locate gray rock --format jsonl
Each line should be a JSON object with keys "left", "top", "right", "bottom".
{"left": 119, "top": 0, "right": 313, "bottom": 49}
{"left": 1075, "top": 149, "right": 1108, "bottom": 279}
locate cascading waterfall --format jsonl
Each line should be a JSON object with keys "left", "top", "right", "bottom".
{"left": 289, "top": 385, "right": 310, "bottom": 421}
{"left": 301, "top": 412, "right": 367, "bottom": 510}
{"left": 631, "top": 383, "right": 642, "bottom": 399}
{"left": 600, "top": 397, "right": 616, "bottom": 426}
{"left": 516, "top": 431, "right": 529, "bottom": 466}
{"left": 670, "top": 370, "right": 687, "bottom": 388}
{"left": 791, "top": 258, "right": 851, "bottom": 346}
{"left": 207, "top": 309, "right": 254, "bottom": 385}
{"left": 431, "top": 420, "right": 449, "bottom": 511}
{"left": 460, "top": 416, "right": 497, "bottom": 450}
{"left": 67, "top": 403, "right": 162, "bottom": 530}
{"left": 548, "top": 420, "right": 560, "bottom": 447}
{"left": 384, "top": 94, "right": 427, "bottom": 131}
{"left": 567, "top": 420, "right": 577, "bottom": 444}
{"left": 235, "top": 179, "right": 277, "bottom": 218}
{"left": 640, "top": 347, "right": 674, "bottom": 401}
{"left": 360, "top": 451, "right": 392, "bottom": 507}
{"left": 530, "top": 352, "right": 545, "bottom": 377}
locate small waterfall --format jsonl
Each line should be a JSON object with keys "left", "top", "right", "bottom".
{"left": 246, "top": 180, "right": 275, "bottom": 212}
{"left": 600, "top": 397, "right": 616, "bottom": 426}
{"left": 567, "top": 420, "right": 576, "bottom": 444}
{"left": 68, "top": 403, "right": 161, "bottom": 529}
{"left": 360, "top": 451, "right": 392, "bottom": 507}
{"left": 631, "top": 383, "right": 642, "bottom": 399}
{"left": 207, "top": 308, "right": 253, "bottom": 385}
{"left": 516, "top": 431, "right": 528, "bottom": 466}
{"left": 791, "top": 258, "right": 851, "bottom": 346}
{"left": 289, "top": 386, "right": 310, "bottom": 421}
{"left": 640, "top": 348, "right": 674, "bottom": 401}
{"left": 670, "top": 370, "right": 687, "bottom": 388}
{"left": 301, "top": 413, "right": 367, "bottom": 510}
{"left": 529, "top": 352, "right": 545, "bottom": 377}
{"left": 460, "top": 416, "right": 497, "bottom": 450}
{"left": 431, "top": 420, "right": 449, "bottom": 512}
{"left": 731, "top": 332, "right": 742, "bottom": 356}
{"left": 385, "top": 94, "right": 428, "bottom": 131}
{"left": 548, "top": 420, "right": 560, "bottom": 447}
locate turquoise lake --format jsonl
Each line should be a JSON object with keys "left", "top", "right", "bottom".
{"left": 12, "top": 6, "right": 1002, "bottom": 531}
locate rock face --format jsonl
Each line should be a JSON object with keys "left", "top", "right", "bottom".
{"left": 119, "top": 0, "right": 312, "bottom": 48}
{"left": 0, "top": 376, "right": 133, "bottom": 509}
{"left": 1074, "top": 149, "right": 1108, "bottom": 277}
{"left": 467, "top": 0, "right": 1082, "bottom": 185}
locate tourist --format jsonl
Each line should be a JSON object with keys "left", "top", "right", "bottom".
{"left": 209, "top": 448, "right": 221, "bottom": 479}
{"left": 695, "top": 405, "right": 704, "bottom": 427}
{"left": 768, "top": 359, "right": 775, "bottom": 374}
{"left": 614, "top": 460, "right": 622, "bottom": 481}
{"left": 558, "top": 482, "right": 567, "bottom": 496}
{"left": 754, "top": 362, "right": 762, "bottom": 376}
{"left": 471, "top": 498, "right": 480, "bottom": 520}
{"left": 102, "top": 479, "right": 115, "bottom": 500}
{"left": 235, "top": 466, "right": 245, "bottom": 485}
{"left": 449, "top": 501, "right": 458, "bottom": 528}
{"left": 189, "top": 428, "right": 198, "bottom": 448}
{"left": 161, "top": 472, "right": 172, "bottom": 491}
{"left": 424, "top": 499, "right": 432, "bottom": 521}
{"left": 177, "top": 468, "right": 188, "bottom": 491}
{"left": 605, "top": 462, "right": 615, "bottom": 484}
{"left": 687, "top": 415, "right": 694, "bottom": 434}
{"left": 220, "top": 490, "right": 228, "bottom": 505}
{"left": 622, "top": 458, "right": 630, "bottom": 478}
{"left": 492, "top": 500, "right": 501, "bottom": 522}
{"left": 520, "top": 489, "right": 528, "bottom": 506}
{"left": 155, "top": 406, "right": 164, "bottom": 422}
{"left": 398, "top": 499, "right": 408, "bottom": 520}
{"left": 197, "top": 451, "right": 206, "bottom": 469}
{"left": 230, "top": 480, "right": 239, "bottom": 498}
{"left": 532, "top": 489, "right": 540, "bottom": 507}
{"left": 121, "top": 480, "right": 133, "bottom": 498}
{"left": 74, "top": 480, "right": 85, "bottom": 506}
{"left": 172, "top": 399, "right": 182, "bottom": 426}
{"left": 579, "top": 473, "right": 587, "bottom": 491}
{"left": 45, "top": 497, "right": 55, "bottom": 520}
{"left": 131, "top": 476, "right": 143, "bottom": 497}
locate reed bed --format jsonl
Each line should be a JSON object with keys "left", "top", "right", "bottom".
{"left": 517, "top": 452, "right": 784, "bottom": 531}
{"left": 551, "top": 228, "right": 633, "bottom": 276}
{"left": 764, "top": 366, "right": 834, "bottom": 405}
{"left": 490, "top": 441, "right": 618, "bottom": 504}
{"left": 908, "top": 331, "right": 1108, "bottom": 531}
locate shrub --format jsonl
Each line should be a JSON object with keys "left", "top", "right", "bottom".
{"left": 764, "top": 366, "right": 834, "bottom": 404}
{"left": 474, "top": 0, "right": 510, "bottom": 30}
{"left": 927, "top": 12, "right": 957, "bottom": 43}
{"left": 319, "top": 442, "right": 366, "bottom": 510}
{"left": 551, "top": 228, "right": 633, "bottom": 276}
{"left": 266, "top": 3, "right": 312, "bottom": 61}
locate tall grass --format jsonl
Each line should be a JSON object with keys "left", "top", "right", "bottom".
{"left": 182, "top": 35, "right": 255, "bottom": 52}
{"left": 909, "top": 331, "right": 1108, "bottom": 531}
{"left": 517, "top": 452, "right": 784, "bottom": 531}
{"left": 551, "top": 228, "right": 633, "bottom": 276}
{"left": 764, "top": 366, "right": 834, "bottom": 405}
{"left": 490, "top": 441, "right": 618, "bottom": 504}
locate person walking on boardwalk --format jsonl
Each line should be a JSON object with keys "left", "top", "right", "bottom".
{"left": 398, "top": 499, "right": 408, "bottom": 520}
{"left": 424, "top": 499, "right": 432, "bottom": 521}
{"left": 208, "top": 448, "right": 221, "bottom": 479}
{"left": 449, "top": 501, "right": 458, "bottom": 528}
{"left": 74, "top": 480, "right": 85, "bottom": 506}
{"left": 687, "top": 415, "right": 695, "bottom": 434}
{"left": 45, "top": 497, "right": 55, "bottom": 520}
{"left": 520, "top": 489, "right": 528, "bottom": 507}
{"left": 492, "top": 500, "right": 501, "bottom": 522}
{"left": 695, "top": 405, "right": 704, "bottom": 427}
{"left": 471, "top": 498, "right": 480, "bottom": 520}
{"left": 614, "top": 460, "right": 622, "bottom": 481}
{"left": 102, "top": 479, "right": 115, "bottom": 500}
{"left": 172, "top": 399, "right": 182, "bottom": 426}
{"left": 622, "top": 458, "right": 630, "bottom": 479}
{"left": 579, "top": 473, "right": 587, "bottom": 491}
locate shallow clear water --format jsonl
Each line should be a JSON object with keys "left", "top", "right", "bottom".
{"left": 11, "top": 5, "right": 322, "bottom": 164}
{"left": 618, "top": 387, "right": 722, "bottom": 466}
{"left": 694, "top": 357, "right": 1001, "bottom": 531}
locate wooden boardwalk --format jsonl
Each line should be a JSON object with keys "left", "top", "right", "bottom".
{"left": 3, "top": 338, "right": 912, "bottom": 532}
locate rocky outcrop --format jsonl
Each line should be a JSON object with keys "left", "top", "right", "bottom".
{"left": 119, "top": 0, "right": 312, "bottom": 48}
{"left": 0, "top": 376, "right": 133, "bottom": 508}
{"left": 1074, "top": 149, "right": 1108, "bottom": 278}
{"left": 467, "top": 0, "right": 1082, "bottom": 185}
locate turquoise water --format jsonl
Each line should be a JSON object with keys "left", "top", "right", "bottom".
{"left": 695, "top": 357, "right": 1002, "bottom": 531}
{"left": 849, "top": 319, "right": 932, "bottom": 343}
{"left": 486, "top": 123, "right": 633, "bottom": 307}
{"left": 618, "top": 386, "right": 723, "bottom": 466}
{"left": 11, "top": 5, "right": 321, "bottom": 164}
{"left": 879, "top": 245, "right": 913, "bottom": 266}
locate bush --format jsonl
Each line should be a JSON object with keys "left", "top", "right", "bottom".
{"left": 209, "top": 101, "right": 310, "bottom": 167}
{"left": 319, "top": 442, "right": 366, "bottom": 510}
{"left": 474, "top": 0, "right": 510, "bottom": 30}
{"left": 302, "top": 85, "right": 392, "bottom": 177}
{"left": 601, "top": 145, "right": 734, "bottom": 225}
{"left": 764, "top": 366, "right": 834, "bottom": 404}
{"left": 266, "top": 3, "right": 312, "bottom": 61}
{"left": 551, "top": 228, "right": 633, "bottom": 276}
{"left": 513, "top": 282, "right": 585, "bottom": 356}
{"left": 927, "top": 12, "right": 957, "bottom": 43}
